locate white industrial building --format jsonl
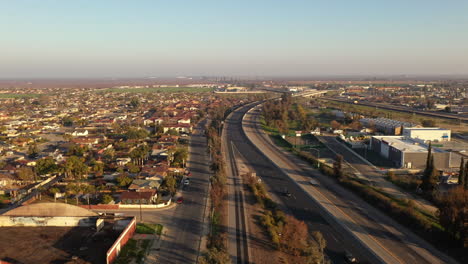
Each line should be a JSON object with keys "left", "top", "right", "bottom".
{"left": 402, "top": 127, "right": 451, "bottom": 142}
{"left": 370, "top": 136, "right": 452, "bottom": 169}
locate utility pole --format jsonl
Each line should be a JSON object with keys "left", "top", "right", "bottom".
{"left": 139, "top": 191, "right": 143, "bottom": 222}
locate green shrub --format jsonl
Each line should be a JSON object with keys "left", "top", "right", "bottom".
{"left": 136, "top": 223, "right": 163, "bottom": 235}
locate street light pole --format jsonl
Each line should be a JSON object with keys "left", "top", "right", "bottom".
{"left": 310, "top": 147, "right": 320, "bottom": 168}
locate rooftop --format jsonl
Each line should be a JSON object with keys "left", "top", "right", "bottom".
{"left": 360, "top": 118, "right": 416, "bottom": 128}
{"left": 373, "top": 136, "right": 446, "bottom": 153}
{"left": 0, "top": 223, "right": 119, "bottom": 264}
{"left": 403, "top": 127, "right": 450, "bottom": 131}
{"left": 3, "top": 202, "right": 98, "bottom": 217}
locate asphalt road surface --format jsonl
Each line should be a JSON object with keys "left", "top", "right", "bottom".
{"left": 242, "top": 103, "right": 458, "bottom": 264}
{"left": 224, "top": 119, "right": 250, "bottom": 264}
{"left": 153, "top": 120, "right": 211, "bottom": 264}
{"left": 225, "top": 103, "right": 371, "bottom": 264}
{"left": 92, "top": 121, "right": 211, "bottom": 264}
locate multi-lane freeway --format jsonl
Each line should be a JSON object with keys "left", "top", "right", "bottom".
{"left": 224, "top": 103, "right": 376, "bottom": 264}
{"left": 85, "top": 101, "right": 458, "bottom": 264}
{"left": 225, "top": 102, "right": 458, "bottom": 264}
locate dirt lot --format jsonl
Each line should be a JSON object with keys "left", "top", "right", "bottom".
{"left": 0, "top": 225, "right": 119, "bottom": 264}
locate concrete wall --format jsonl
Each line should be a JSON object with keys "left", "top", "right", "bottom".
{"left": 388, "top": 146, "right": 403, "bottom": 167}
{"left": 433, "top": 152, "right": 451, "bottom": 169}
{"left": 402, "top": 153, "right": 428, "bottom": 169}
{"left": 78, "top": 201, "right": 171, "bottom": 210}
{"left": 119, "top": 200, "right": 171, "bottom": 209}
{"left": 106, "top": 217, "right": 136, "bottom": 264}
{"left": 0, "top": 216, "right": 98, "bottom": 227}
{"left": 380, "top": 141, "right": 390, "bottom": 158}
{"left": 370, "top": 137, "right": 381, "bottom": 153}
{"left": 402, "top": 152, "right": 450, "bottom": 169}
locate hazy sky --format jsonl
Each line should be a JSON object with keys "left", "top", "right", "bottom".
{"left": 1, "top": 0, "right": 467, "bottom": 78}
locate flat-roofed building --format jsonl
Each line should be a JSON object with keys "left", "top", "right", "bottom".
{"left": 370, "top": 136, "right": 452, "bottom": 169}
{"left": 402, "top": 127, "right": 451, "bottom": 142}
{"left": 360, "top": 118, "right": 416, "bottom": 135}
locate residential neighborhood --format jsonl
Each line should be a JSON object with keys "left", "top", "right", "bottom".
{"left": 0, "top": 86, "right": 249, "bottom": 210}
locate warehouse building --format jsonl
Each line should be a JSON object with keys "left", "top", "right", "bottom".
{"left": 402, "top": 127, "right": 451, "bottom": 142}
{"left": 370, "top": 136, "right": 452, "bottom": 169}
{"left": 359, "top": 118, "right": 416, "bottom": 135}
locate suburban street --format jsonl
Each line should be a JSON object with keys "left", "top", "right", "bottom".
{"left": 152, "top": 120, "right": 211, "bottom": 263}
{"left": 242, "top": 103, "right": 458, "bottom": 264}
{"left": 92, "top": 121, "right": 211, "bottom": 264}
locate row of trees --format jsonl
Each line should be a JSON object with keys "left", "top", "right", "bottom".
{"left": 262, "top": 93, "right": 293, "bottom": 135}
{"left": 129, "top": 144, "right": 150, "bottom": 166}
{"left": 247, "top": 174, "right": 327, "bottom": 263}
{"left": 457, "top": 157, "right": 468, "bottom": 190}
{"left": 438, "top": 186, "right": 467, "bottom": 249}
{"left": 49, "top": 183, "right": 112, "bottom": 205}
{"left": 200, "top": 106, "right": 230, "bottom": 264}
{"left": 436, "top": 157, "right": 468, "bottom": 250}
{"left": 263, "top": 93, "right": 325, "bottom": 134}
{"left": 17, "top": 156, "right": 87, "bottom": 181}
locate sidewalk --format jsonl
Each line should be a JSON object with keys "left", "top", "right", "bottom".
{"left": 141, "top": 233, "right": 161, "bottom": 264}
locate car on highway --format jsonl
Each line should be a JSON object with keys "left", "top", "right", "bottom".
{"left": 344, "top": 251, "right": 357, "bottom": 263}
{"left": 309, "top": 178, "right": 320, "bottom": 186}
{"left": 176, "top": 197, "right": 184, "bottom": 204}
{"left": 184, "top": 179, "right": 190, "bottom": 186}
{"left": 282, "top": 189, "right": 292, "bottom": 197}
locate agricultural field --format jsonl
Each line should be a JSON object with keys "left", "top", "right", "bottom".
{"left": 97, "top": 87, "right": 214, "bottom": 93}
{"left": 0, "top": 93, "right": 41, "bottom": 98}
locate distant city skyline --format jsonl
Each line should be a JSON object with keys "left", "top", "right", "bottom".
{"left": 1, "top": 0, "right": 467, "bottom": 78}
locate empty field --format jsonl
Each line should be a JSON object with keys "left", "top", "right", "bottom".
{"left": 0, "top": 93, "right": 41, "bottom": 98}
{"left": 97, "top": 87, "right": 213, "bottom": 93}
